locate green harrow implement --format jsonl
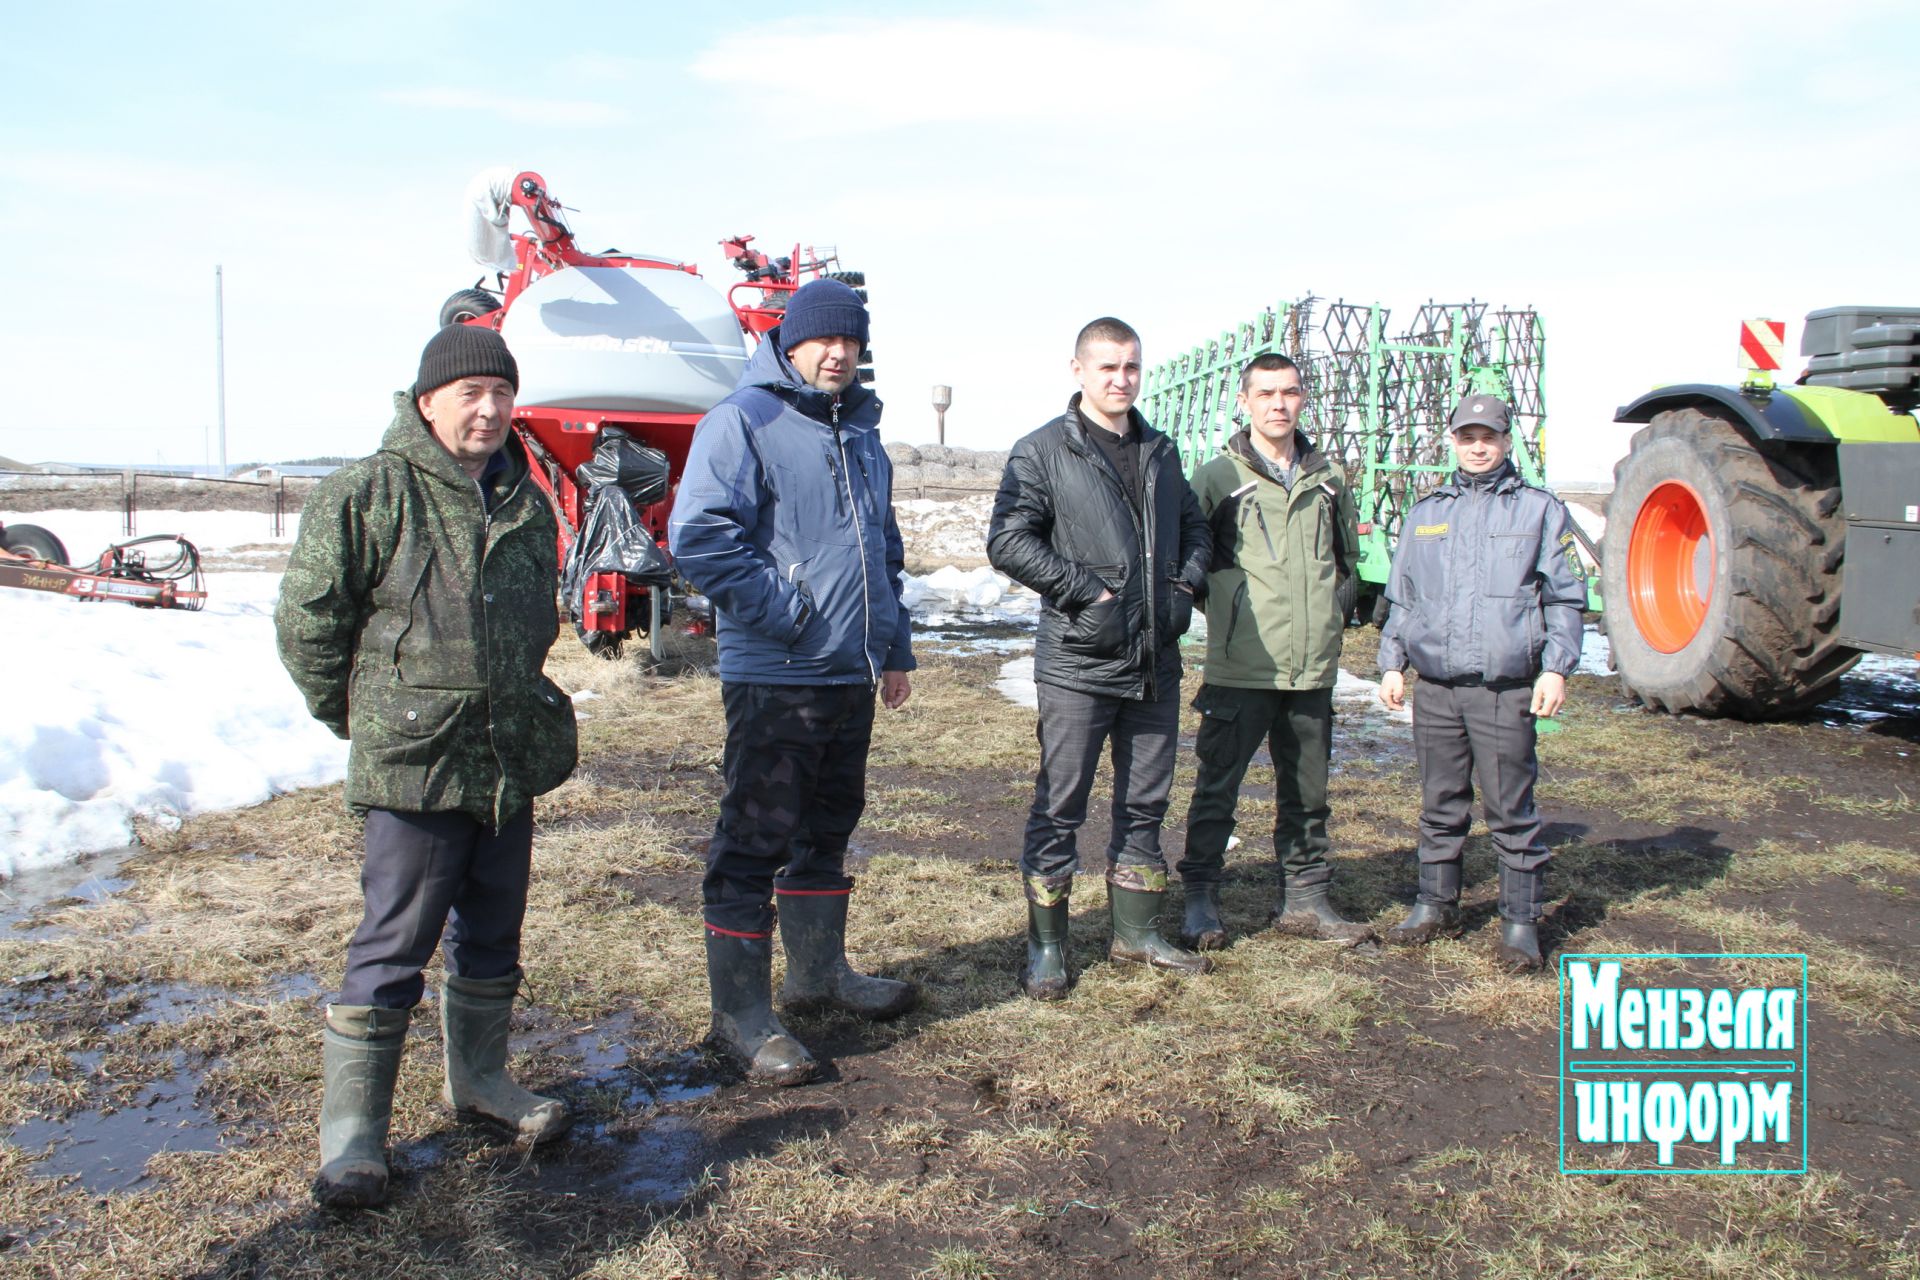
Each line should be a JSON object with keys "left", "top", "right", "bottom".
{"left": 1142, "top": 296, "right": 1595, "bottom": 622}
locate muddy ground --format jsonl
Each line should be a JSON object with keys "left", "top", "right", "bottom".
{"left": 2, "top": 614, "right": 1918, "bottom": 1276}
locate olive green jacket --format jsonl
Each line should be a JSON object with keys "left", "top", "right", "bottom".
{"left": 1193, "top": 431, "right": 1358, "bottom": 691}
{"left": 275, "top": 392, "right": 577, "bottom": 826}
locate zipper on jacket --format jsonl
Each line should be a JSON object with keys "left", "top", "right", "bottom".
{"left": 1224, "top": 579, "right": 1248, "bottom": 649}
{"left": 832, "top": 400, "right": 878, "bottom": 686}
{"left": 1253, "top": 501, "right": 1278, "bottom": 561}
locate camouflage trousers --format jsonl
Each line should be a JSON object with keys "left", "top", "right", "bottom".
{"left": 703, "top": 682, "right": 874, "bottom": 937}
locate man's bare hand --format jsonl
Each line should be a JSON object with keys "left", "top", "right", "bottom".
{"left": 1530, "top": 671, "right": 1566, "bottom": 717}
{"left": 881, "top": 670, "right": 912, "bottom": 710}
{"left": 1378, "top": 670, "right": 1406, "bottom": 712}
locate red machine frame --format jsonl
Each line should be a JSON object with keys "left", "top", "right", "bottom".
{"left": 456, "top": 172, "right": 840, "bottom": 651}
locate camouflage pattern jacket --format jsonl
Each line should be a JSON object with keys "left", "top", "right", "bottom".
{"left": 275, "top": 392, "right": 577, "bottom": 826}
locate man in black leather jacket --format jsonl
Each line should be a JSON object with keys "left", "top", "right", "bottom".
{"left": 988, "top": 317, "right": 1212, "bottom": 999}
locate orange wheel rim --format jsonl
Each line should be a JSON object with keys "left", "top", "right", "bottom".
{"left": 1626, "top": 481, "right": 1714, "bottom": 653}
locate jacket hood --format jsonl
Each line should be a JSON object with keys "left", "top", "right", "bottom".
{"left": 744, "top": 331, "right": 880, "bottom": 431}
{"left": 380, "top": 389, "right": 529, "bottom": 490}
{"left": 1225, "top": 428, "right": 1330, "bottom": 479}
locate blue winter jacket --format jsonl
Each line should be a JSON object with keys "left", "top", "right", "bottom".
{"left": 668, "top": 336, "right": 914, "bottom": 685}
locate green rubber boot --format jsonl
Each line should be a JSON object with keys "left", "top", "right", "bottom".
{"left": 777, "top": 891, "right": 918, "bottom": 1019}
{"left": 1107, "top": 870, "right": 1212, "bottom": 976}
{"left": 1271, "top": 877, "right": 1373, "bottom": 943}
{"left": 440, "top": 970, "right": 569, "bottom": 1143}
{"left": 314, "top": 1003, "right": 409, "bottom": 1210}
{"left": 705, "top": 930, "right": 819, "bottom": 1086}
{"left": 1021, "top": 874, "right": 1073, "bottom": 1000}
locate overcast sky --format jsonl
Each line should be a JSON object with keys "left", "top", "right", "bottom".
{"left": 3, "top": 1, "right": 1914, "bottom": 481}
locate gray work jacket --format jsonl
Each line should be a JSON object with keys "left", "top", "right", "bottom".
{"left": 1376, "top": 463, "right": 1587, "bottom": 683}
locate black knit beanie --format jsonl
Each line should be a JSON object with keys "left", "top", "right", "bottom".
{"left": 778, "top": 279, "right": 870, "bottom": 352}
{"left": 415, "top": 324, "right": 519, "bottom": 397}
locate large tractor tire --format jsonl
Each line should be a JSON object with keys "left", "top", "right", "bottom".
{"left": 3, "top": 523, "right": 70, "bottom": 565}
{"left": 1602, "top": 407, "right": 1857, "bottom": 719}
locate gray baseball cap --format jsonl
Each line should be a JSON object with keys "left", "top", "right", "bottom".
{"left": 1448, "top": 394, "right": 1512, "bottom": 433}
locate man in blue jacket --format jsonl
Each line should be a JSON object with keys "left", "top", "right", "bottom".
{"left": 1375, "top": 395, "right": 1587, "bottom": 969}
{"left": 669, "top": 279, "right": 917, "bottom": 1085}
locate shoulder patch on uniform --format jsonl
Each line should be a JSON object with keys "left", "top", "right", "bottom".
{"left": 1559, "top": 531, "right": 1576, "bottom": 546}
{"left": 1414, "top": 522, "right": 1449, "bottom": 537}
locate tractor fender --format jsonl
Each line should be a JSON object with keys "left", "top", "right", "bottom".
{"left": 1613, "top": 384, "right": 1832, "bottom": 444}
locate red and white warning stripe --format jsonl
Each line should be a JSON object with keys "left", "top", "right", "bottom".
{"left": 1739, "top": 318, "right": 1786, "bottom": 371}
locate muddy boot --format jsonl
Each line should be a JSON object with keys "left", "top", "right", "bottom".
{"left": 1021, "top": 874, "right": 1073, "bottom": 1000}
{"left": 778, "top": 891, "right": 918, "bottom": 1019}
{"left": 313, "top": 1003, "right": 409, "bottom": 1210}
{"left": 440, "top": 969, "right": 570, "bottom": 1143}
{"left": 705, "top": 930, "right": 818, "bottom": 1086}
{"left": 1386, "top": 861, "right": 1463, "bottom": 946}
{"left": 1270, "top": 876, "right": 1372, "bottom": 943}
{"left": 1180, "top": 882, "right": 1227, "bottom": 952}
{"left": 1107, "top": 870, "right": 1213, "bottom": 975}
{"left": 1495, "top": 865, "right": 1548, "bottom": 971}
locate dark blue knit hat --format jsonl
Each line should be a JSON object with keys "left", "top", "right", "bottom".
{"left": 778, "top": 279, "right": 870, "bottom": 352}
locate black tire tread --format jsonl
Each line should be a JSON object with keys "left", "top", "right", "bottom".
{"left": 438, "top": 288, "right": 502, "bottom": 328}
{"left": 3, "top": 522, "right": 70, "bottom": 565}
{"left": 1602, "top": 408, "right": 1857, "bottom": 719}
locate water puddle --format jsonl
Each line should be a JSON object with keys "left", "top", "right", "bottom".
{"left": 6, "top": 1062, "right": 225, "bottom": 1192}
{"left": 539, "top": 1043, "right": 722, "bottom": 1204}
{"left": 0, "top": 848, "right": 135, "bottom": 933}
{"left": 1818, "top": 655, "right": 1920, "bottom": 731}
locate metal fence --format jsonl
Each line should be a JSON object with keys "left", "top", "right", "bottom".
{"left": 0, "top": 470, "right": 306, "bottom": 538}
{"left": 1141, "top": 296, "right": 1548, "bottom": 588}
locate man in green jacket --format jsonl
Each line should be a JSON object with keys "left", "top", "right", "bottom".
{"left": 1178, "top": 353, "right": 1370, "bottom": 949}
{"left": 276, "top": 324, "right": 579, "bottom": 1210}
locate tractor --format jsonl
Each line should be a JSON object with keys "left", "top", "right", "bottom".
{"left": 438, "top": 168, "right": 867, "bottom": 660}
{"left": 1602, "top": 308, "right": 1920, "bottom": 718}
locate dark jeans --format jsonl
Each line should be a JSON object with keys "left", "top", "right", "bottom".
{"left": 339, "top": 806, "right": 534, "bottom": 1009}
{"left": 1412, "top": 679, "right": 1550, "bottom": 873}
{"left": 1020, "top": 679, "right": 1181, "bottom": 881}
{"left": 1180, "top": 683, "right": 1333, "bottom": 887}
{"left": 704, "top": 682, "right": 874, "bottom": 937}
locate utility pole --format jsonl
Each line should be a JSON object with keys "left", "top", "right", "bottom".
{"left": 214, "top": 265, "right": 228, "bottom": 476}
{"left": 931, "top": 384, "right": 952, "bottom": 446}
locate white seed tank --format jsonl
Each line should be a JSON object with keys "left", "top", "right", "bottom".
{"left": 500, "top": 264, "right": 748, "bottom": 413}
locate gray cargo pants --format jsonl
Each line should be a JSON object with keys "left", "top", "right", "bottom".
{"left": 1021, "top": 680, "right": 1181, "bottom": 881}
{"left": 1180, "top": 683, "right": 1334, "bottom": 887}
{"left": 339, "top": 806, "right": 534, "bottom": 1009}
{"left": 1412, "top": 679, "right": 1550, "bottom": 874}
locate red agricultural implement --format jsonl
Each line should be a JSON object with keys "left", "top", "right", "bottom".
{"left": 0, "top": 521, "right": 205, "bottom": 610}
{"left": 441, "top": 169, "right": 867, "bottom": 659}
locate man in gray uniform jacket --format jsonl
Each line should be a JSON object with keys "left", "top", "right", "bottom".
{"left": 1375, "top": 395, "right": 1587, "bottom": 968}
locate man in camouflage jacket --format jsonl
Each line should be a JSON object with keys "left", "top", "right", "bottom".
{"left": 276, "top": 324, "right": 578, "bottom": 1210}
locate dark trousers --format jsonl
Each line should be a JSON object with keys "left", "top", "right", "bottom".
{"left": 1412, "top": 680, "right": 1549, "bottom": 873}
{"left": 339, "top": 806, "right": 534, "bottom": 1010}
{"left": 1180, "top": 684, "right": 1334, "bottom": 887}
{"left": 704, "top": 682, "right": 874, "bottom": 937}
{"left": 1021, "top": 679, "right": 1181, "bottom": 882}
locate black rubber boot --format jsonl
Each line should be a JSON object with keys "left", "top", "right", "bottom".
{"left": 313, "top": 1004, "right": 409, "bottom": 1210}
{"left": 1495, "top": 865, "right": 1548, "bottom": 971}
{"left": 1386, "top": 861, "right": 1463, "bottom": 946}
{"left": 778, "top": 891, "right": 918, "bottom": 1019}
{"left": 704, "top": 930, "right": 818, "bottom": 1086}
{"left": 1270, "top": 877, "right": 1372, "bottom": 943}
{"left": 1180, "top": 882, "right": 1227, "bottom": 951}
{"left": 1021, "top": 875, "right": 1073, "bottom": 1000}
{"left": 441, "top": 969, "right": 570, "bottom": 1143}
{"left": 1107, "top": 872, "right": 1212, "bottom": 975}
